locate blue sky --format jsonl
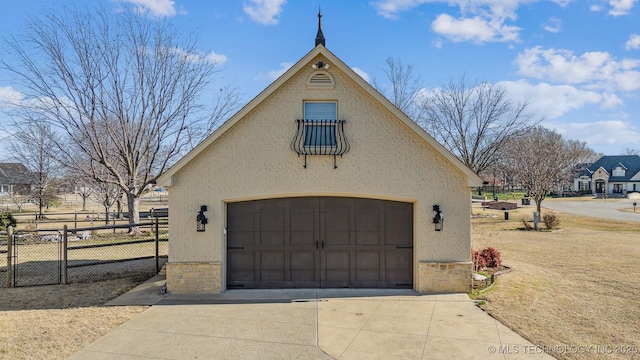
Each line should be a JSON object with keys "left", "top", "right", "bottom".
{"left": 1, "top": 0, "right": 639, "bottom": 156}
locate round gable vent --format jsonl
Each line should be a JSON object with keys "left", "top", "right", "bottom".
{"left": 307, "top": 71, "right": 335, "bottom": 89}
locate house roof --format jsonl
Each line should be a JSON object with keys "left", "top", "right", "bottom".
{"left": 579, "top": 155, "right": 640, "bottom": 181}
{"left": 158, "top": 44, "right": 482, "bottom": 188}
{"left": 0, "top": 163, "right": 32, "bottom": 184}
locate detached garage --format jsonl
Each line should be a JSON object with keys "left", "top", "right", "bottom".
{"left": 158, "top": 27, "right": 482, "bottom": 294}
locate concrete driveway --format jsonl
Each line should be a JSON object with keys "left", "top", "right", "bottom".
{"left": 68, "top": 275, "right": 553, "bottom": 360}
{"left": 541, "top": 198, "right": 640, "bottom": 222}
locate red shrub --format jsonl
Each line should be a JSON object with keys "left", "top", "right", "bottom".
{"left": 472, "top": 251, "right": 486, "bottom": 271}
{"left": 473, "top": 247, "right": 502, "bottom": 269}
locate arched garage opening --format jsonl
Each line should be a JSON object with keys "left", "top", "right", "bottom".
{"left": 226, "top": 197, "right": 413, "bottom": 289}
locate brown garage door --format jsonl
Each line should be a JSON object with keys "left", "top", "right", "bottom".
{"left": 226, "top": 197, "right": 413, "bottom": 289}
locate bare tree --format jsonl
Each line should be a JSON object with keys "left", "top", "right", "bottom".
{"left": 92, "top": 180, "right": 124, "bottom": 225}
{"left": 507, "top": 126, "right": 594, "bottom": 215}
{"left": 374, "top": 57, "right": 424, "bottom": 120}
{"left": 10, "top": 192, "right": 29, "bottom": 212}
{"left": 8, "top": 121, "right": 60, "bottom": 218}
{"left": 624, "top": 148, "right": 640, "bottom": 156}
{"left": 67, "top": 172, "right": 94, "bottom": 211}
{"left": 419, "top": 76, "right": 537, "bottom": 175}
{"left": 75, "top": 183, "right": 93, "bottom": 212}
{"left": 185, "top": 82, "right": 243, "bottom": 149}
{"left": 2, "top": 6, "right": 224, "bottom": 228}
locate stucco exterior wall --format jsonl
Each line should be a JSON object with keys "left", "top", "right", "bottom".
{"left": 165, "top": 54, "right": 472, "bottom": 293}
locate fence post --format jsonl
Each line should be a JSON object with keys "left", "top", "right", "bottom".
{"left": 155, "top": 216, "right": 160, "bottom": 273}
{"left": 74, "top": 212, "right": 77, "bottom": 229}
{"left": 6, "top": 226, "right": 12, "bottom": 288}
{"left": 62, "top": 225, "right": 68, "bottom": 284}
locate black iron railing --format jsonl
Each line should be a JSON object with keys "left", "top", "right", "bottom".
{"left": 291, "top": 119, "right": 349, "bottom": 168}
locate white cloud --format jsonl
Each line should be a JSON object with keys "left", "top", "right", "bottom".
{"left": 515, "top": 46, "right": 640, "bottom": 91}
{"left": 203, "top": 51, "right": 228, "bottom": 65}
{"left": 607, "top": 0, "right": 637, "bottom": 16}
{"left": 589, "top": 0, "right": 638, "bottom": 15}
{"left": 243, "top": 0, "right": 287, "bottom": 25}
{"left": 431, "top": 13, "right": 520, "bottom": 43}
{"left": 118, "top": 0, "right": 178, "bottom": 17}
{"left": 0, "top": 87, "right": 23, "bottom": 109}
{"left": 373, "top": 0, "right": 533, "bottom": 44}
{"left": 265, "top": 62, "right": 294, "bottom": 81}
{"left": 550, "top": 0, "right": 575, "bottom": 6}
{"left": 499, "top": 80, "right": 620, "bottom": 119}
{"left": 372, "top": 0, "right": 427, "bottom": 19}
{"left": 351, "top": 67, "right": 371, "bottom": 83}
{"left": 626, "top": 34, "right": 640, "bottom": 50}
{"left": 545, "top": 119, "right": 640, "bottom": 151}
{"left": 167, "top": 47, "right": 227, "bottom": 65}
{"left": 542, "top": 17, "right": 561, "bottom": 33}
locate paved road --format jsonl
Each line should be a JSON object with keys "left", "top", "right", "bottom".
{"left": 541, "top": 198, "right": 640, "bottom": 222}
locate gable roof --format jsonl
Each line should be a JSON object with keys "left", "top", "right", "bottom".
{"left": 158, "top": 45, "right": 482, "bottom": 188}
{"left": 0, "top": 163, "right": 32, "bottom": 184}
{"left": 579, "top": 155, "right": 640, "bottom": 181}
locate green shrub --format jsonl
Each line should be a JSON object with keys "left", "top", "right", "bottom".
{"left": 0, "top": 212, "right": 17, "bottom": 231}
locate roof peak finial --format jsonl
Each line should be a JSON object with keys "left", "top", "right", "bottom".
{"left": 315, "top": 7, "right": 325, "bottom": 47}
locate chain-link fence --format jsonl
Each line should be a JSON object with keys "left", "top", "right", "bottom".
{"left": 3, "top": 220, "right": 168, "bottom": 288}
{"left": 1, "top": 234, "right": 9, "bottom": 288}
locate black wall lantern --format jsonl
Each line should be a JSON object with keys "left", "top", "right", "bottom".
{"left": 433, "top": 205, "right": 444, "bottom": 231}
{"left": 196, "top": 205, "right": 208, "bottom": 232}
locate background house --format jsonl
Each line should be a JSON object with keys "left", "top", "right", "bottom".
{"left": 0, "top": 163, "right": 32, "bottom": 196}
{"left": 573, "top": 155, "right": 640, "bottom": 196}
{"left": 158, "top": 27, "right": 482, "bottom": 294}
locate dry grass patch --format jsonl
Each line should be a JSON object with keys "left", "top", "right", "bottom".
{"left": 0, "top": 276, "right": 148, "bottom": 360}
{"left": 473, "top": 209, "right": 640, "bottom": 359}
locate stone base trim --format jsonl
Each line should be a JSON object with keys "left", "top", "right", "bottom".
{"left": 417, "top": 261, "right": 472, "bottom": 293}
{"left": 166, "top": 262, "right": 222, "bottom": 294}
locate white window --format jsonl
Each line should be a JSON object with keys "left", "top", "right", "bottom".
{"left": 612, "top": 166, "right": 625, "bottom": 177}
{"left": 304, "top": 102, "right": 337, "bottom": 147}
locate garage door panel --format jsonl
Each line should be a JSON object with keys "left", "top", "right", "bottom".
{"left": 227, "top": 212, "right": 254, "bottom": 230}
{"left": 324, "top": 251, "right": 349, "bottom": 271}
{"left": 290, "top": 231, "right": 315, "bottom": 246}
{"left": 291, "top": 251, "right": 316, "bottom": 269}
{"left": 228, "top": 252, "right": 255, "bottom": 281}
{"left": 228, "top": 201, "right": 255, "bottom": 213}
{"left": 289, "top": 197, "right": 319, "bottom": 211}
{"left": 356, "top": 251, "right": 381, "bottom": 281}
{"left": 385, "top": 203, "right": 412, "bottom": 231}
{"left": 290, "top": 211, "right": 315, "bottom": 232}
{"left": 385, "top": 251, "right": 413, "bottom": 282}
{"left": 385, "top": 231, "right": 412, "bottom": 246}
{"left": 258, "top": 198, "right": 286, "bottom": 211}
{"left": 355, "top": 231, "right": 379, "bottom": 245}
{"left": 324, "top": 231, "right": 350, "bottom": 245}
{"left": 260, "top": 212, "right": 285, "bottom": 231}
{"left": 260, "top": 231, "right": 285, "bottom": 246}
{"left": 325, "top": 269, "right": 350, "bottom": 282}
{"left": 291, "top": 251, "right": 317, "bottom": 281}
{"left": 355, "top": 200, "right": 382, "bottom": 231}
{"left": 356, "top": 213, "right": 379, "bottom": 231}
{"left": 324, "top": 212, "right": 350, "bottom": 232}
{"left": 322, "top": 197, "right": 353, "bottom": 211}
{"left": 260, "top": 252, "right": 286, "bottom": 281}
{"left": 228, "top": 232, "right": 255, "bottom": 248}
